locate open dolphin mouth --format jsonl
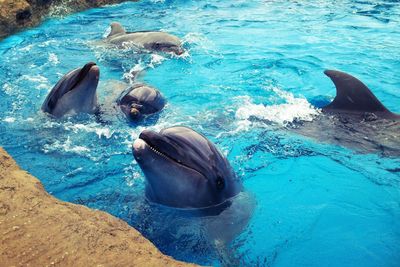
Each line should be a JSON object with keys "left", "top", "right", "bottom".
{"left": 133, "top": 131, "right": 208, "bottom": 180}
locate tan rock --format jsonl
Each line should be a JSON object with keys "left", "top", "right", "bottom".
{"left": 0, "top": 0, "right": 137, "bottom": 39}
{"left": 0, "top": 147, "right": 198, "bottom": 267}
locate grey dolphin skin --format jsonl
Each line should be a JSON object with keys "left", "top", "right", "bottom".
{"left": 322, "top": 70, "right": 399, "bottom": 120}
{"left": 292, "top": 70, "right": 400, "bottom": 156}
{"left": 42, "top": 62, "right": 100, "bottom": 118}
{"left": 105, "top": 22, "right": 185, "bottom": 55}
{"left": 132, "top": 126, "right": 242, "bottom": 209}
{"left": 117, "top": 83, "right": 166, "bottom": 121}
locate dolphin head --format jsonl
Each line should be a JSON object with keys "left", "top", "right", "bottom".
{"left": 132, "top": 126, "right": 242, "bottom": 209}
{"left": 42, "top": 62, "right": 100, "bottom": 117}
{"left": 148, "top": 37, "right": 185, "bottom": 55}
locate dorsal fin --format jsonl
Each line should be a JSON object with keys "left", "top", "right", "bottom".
{"left": 323, "top": 70, "right": 399, "bottom": 119}
{"left": 107, "top": 22, "right": 126, "bottom": 38}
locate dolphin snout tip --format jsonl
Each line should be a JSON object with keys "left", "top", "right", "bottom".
{"left": 175, "top": 48, "right": 185, "bottom": 55}
{"left": 133, "top": 138, "right": 146, "bottom": 152}
{"left": 89, "top": 65, "right": 100, "bottom": 79}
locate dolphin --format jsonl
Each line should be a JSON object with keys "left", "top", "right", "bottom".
{"left": 132, "top": 126, "right": 242, "bottom": 209}
{"left": 104, "top": 22, "right": 185, "bottom": 55}
{"left": 42, "top": 62, "right": 100, "bottom": 118}
{"left": 290, "top": 70, "right": 400, "bottom": 156}
{"left": 117, "top": 83, "right": 166, "bottom": 121}
{"left": 132, "top": 126, "right": 253, "bottom": 264}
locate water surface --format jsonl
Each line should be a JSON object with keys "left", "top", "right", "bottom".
{"left": 0, "top": 0, "right": 399, "bottom": 266}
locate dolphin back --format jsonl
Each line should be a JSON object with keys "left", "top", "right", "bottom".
{"left": 323, "top": 70, "right": 399, "bottom": 119}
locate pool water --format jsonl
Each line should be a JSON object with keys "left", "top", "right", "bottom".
{"left": 1, "top": 0, "right": 399, "bottom": 266}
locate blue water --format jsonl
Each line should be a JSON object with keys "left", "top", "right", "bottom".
{"left": 1, "top": 0, "right": 400, "bottom": 266}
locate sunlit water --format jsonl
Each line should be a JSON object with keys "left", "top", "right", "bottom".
{"left": 1, "top": 0, "right": 399, "bottom": 266}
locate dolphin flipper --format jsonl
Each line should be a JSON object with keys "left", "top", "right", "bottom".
{"left": 323, "top": 70, "right": 399, "bottom": 119}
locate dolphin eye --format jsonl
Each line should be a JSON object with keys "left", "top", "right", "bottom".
{"left": 216, "top": 177, "right": 225, "bottom": 190}
{"left": 153, "top": 43, "right": 162, "bottom": 49}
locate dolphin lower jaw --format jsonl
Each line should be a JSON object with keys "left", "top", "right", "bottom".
{"left": 170, "top": 46, "right": 184, "bottom": 55}
{"left": 133, "top": 138, "right": 213, "bottom": 208}
{"left": 156, "top": 45, "right": 184, "bottom": 55}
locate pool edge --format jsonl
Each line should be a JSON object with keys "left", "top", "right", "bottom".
{"left": 0, "top": 146, "right": 199, "bottom": 267}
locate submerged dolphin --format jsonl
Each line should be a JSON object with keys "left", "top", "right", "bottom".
{"left": 105, "top": 22, "right": 185, "bottom": 55}
{"left": 132, "top": 126, "right": 242, "bottom": 209}
{"left": 291, "top": 70, "right": 400, "bottom": 156}
{"left": 42, "top": 62, "right": 100, "bottom": 118}
{"left": 117, "top": 83, "right": 165, "bottom": 121}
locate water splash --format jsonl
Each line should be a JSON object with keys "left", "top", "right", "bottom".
{"left": 235, "top": 87, "right": 320, "bottom": 129}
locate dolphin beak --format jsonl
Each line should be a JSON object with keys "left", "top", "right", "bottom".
{"left": 133, "top": 138, "right": 146, "bottom": 153}
{"left": 174, "top": 47, "right": 185, "bottom": 55}
{"left": 132, "top": 138, "right": 147, "bottom": 161}
{"left": 89, "top": 65, "right": 100, "bottom": 80}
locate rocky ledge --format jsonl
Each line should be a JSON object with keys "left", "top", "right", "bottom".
{"left": 0, "top": 147, "right": 196, "bottom": 266}
{"left": 0, "top": 0, "right": 136, "bottom": 39}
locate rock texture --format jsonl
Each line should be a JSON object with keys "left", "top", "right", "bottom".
{"left": 0, "top": 0, "right": 136, "bottom": 39}
{"left": 0, "top": 147, "right": 197, "bottom": 267}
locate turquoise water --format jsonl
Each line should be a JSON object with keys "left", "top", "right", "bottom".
{"left": 1, "top": 0, "right": 400, "bottom": 266}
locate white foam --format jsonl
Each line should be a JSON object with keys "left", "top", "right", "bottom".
{"left": 183, "top": 32, "right": 214, "bottom": 47}
{"left": 38, "top": 40, "right": 59, "bottom": 48}
{"left": 48, "top": 53, "right": 60, "bottom": 65}
{"left": 19, "top": 44, "right": 34, "bottom": 52}
{"left": 63, "top": 122, "right": 115, "bottom": 139}
{"left": 103, "top": 25, "right": 112, "bottom": 38}
{"left": 148, "top": 54, "right": 166, "bottom": 68}
{"left": 123, "top": 61, "right": 146, "bottom": 82}
{"left": 43, "top": 137, "right": 90, "bottom": 155}
{"left": 21, "top": 75, "right": 48, "bottom": 84}
{"left": 3, "top": 117, "right": 16, "bottom": 123}
{"left": 2, "top": 83, "right": 14, "bottom": 95}
{"left": 182, "top": 32, "right": 217, "bottom": 55}
{"left": 234, "top": 88, "right": 320, "bottom": 128}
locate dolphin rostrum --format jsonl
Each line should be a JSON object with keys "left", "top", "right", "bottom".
{"left": 42, "top": 62, "right": 100, "bottom": 118}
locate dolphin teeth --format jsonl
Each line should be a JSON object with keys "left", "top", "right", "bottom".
{"left": 148, "top": 144, "right": 168, "bottom": 158}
